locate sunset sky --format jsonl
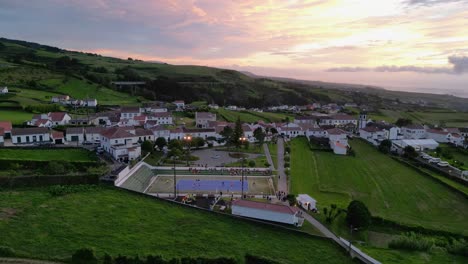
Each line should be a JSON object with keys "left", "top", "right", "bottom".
{"left": 1, "top": 0, "right": 467, "bottom": 96}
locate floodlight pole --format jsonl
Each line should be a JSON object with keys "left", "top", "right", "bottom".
{"left": 173, "top": 156, "right": 177, "bottom": 199}
{"left": 239, "top": 137, "right": 247, "bottom": 199}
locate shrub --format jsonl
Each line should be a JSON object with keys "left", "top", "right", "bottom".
{"left": 245, "top": 254, "right": 282, "bottom": 264}
{"left": 389, "top": 232, "right": 434, "bottom": 252}
{"left": 248, "top": 160, "right": 256, "bottom": 167}
{"left": 284, "top": 162, "right": 290, "bottom": 168}
{"left": 71, "top": 248, "right": 98, "bottom": 264}
{"left": 447, "top": 238, "right": 468, "bottom": 257}
{"left": 283, "top": 156, "right": 290, "bottom": 162}
{"left": 48, "top": 185, "right": 97, "bottom": 197}
{"left": 0, "top": 246, "right": 15, "bottom": 257}
{"left": 285, "top": 146, "right": 291, "bottom": 153}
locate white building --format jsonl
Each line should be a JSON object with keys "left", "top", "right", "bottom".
{"left": 100, "top": 127, "right": 141, "bottom": 162}
{"left": 66, "top": 127, "right": 85, "bottom": 144}
{"left": 11, "top": 127, "right": 50, "bottom": 144}
{"left": 147, "top": 112, "right": 173, "bottom": 125}
{"left": 231, "top": 199, "right": 304, "bottom": 227}
{"left": 195, "top": 112, "right": 216, "bottom": 128}
{"left": 392, "top": 139, "right": 439, "bottom": 152}
{"left": 402, "top": 124, "right": 426, "bottom": 139}
{"left": 120, "top": 106, "right": 141, "bottom": 119}
{"left": 0, "top": 86, "right": 8, "bottom": 94}
{"left": 294, "top": 116, "right": 318, "bottom": 126}
{"left": 85, "top": 127, "right": 103, "bottom": 143}
{"left": 173, "top": 100, "right": 185, "bottom": 111}
{"left": 296, "top": 194, "right": 317, "bottom": 211}
{"left": 0, "top": 128, "right": 4, "bottom": 146}
{"left": 151, "top": 125, "right": 171, "bottom": 140}
{"left": 359, "top": 126, "right": 386, "bottom": 146}
{"left": 306, "top": 127, "right": 327, "bottom": 138}
{"left": 327, "top": 128, "right": 349, "bottom": 155}
{"left": 0, "top": 121, "right": 13, "bottom": 138}
{"left": 84, "top": 98, "right": 98, "bottom": 107}
{"left": 319, "top": 114, "right": 358, "bottom": 127}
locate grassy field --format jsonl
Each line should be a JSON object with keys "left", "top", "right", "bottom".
{"left": 362, "top": 246, "right": 468, "bottom": 264}
{"left": 0, "top": 148, "right": 96, "bottom": 162}
{"left": 0, "top": 187, "right": 352, "bottom": 263}
{"left": 290, "top": 137, "right": 468, "bottom": 235}
{"left": 379, "top": 109, "right": 468, "bottom": 127}
{"left": 216, "top": 108, "right": 291, "bottom": 123}
{"left": 0, "top": 110, "right": 33, "bottom": 125}
{"left": 268, "top": 143, "right": 278, "bottom": 169}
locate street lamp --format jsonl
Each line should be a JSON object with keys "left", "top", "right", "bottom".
{"left": 183, "top": 135, "right": 192, "bottom": 166}
{"left": 172, "top": 155, "right": 179, "bottom": 199}
{"left": 239, "top": 137, "right": 247, "bottom": 199}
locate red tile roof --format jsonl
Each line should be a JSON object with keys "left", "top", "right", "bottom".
{"left": 0, "top": 128, "right": 4, "bottom": 136}
{"left": 12, "top": 127, "right": 49, "bottom": 136}
{"left": 326, "top": 128, "right": 346, "bottom": 135}
{"left": 101, "top": 127, "right": 135, "bottom": 139}
{"left": 232, "top": 199, "right": 300, "bottom": 215}
{"left": 48, "top": 112, "right": 68, "bottom": 122}
{"left": 361, "top": 126, "right": 383, "bottom": 133}
{"left": 0, "top": 121, "right": 12, "bottom": 132}
{"left": 51, "top": 131, "right": 64, "bottom": 139}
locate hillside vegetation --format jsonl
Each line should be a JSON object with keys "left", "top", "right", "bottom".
{"left": 1, "top": 37, "right": 468, "bottom": 114}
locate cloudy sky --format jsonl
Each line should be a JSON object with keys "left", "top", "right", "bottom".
{"left": 1, "top": 0, "right": 467, "bottom": 96}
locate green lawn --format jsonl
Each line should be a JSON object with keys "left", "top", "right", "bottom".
{"left": 0, "top": 148, "right": 96, "bottom": 162}
{"left": 0, "top": 110, "right": 33, "bottom": 125}
{"left": 268, "top": 142, "right": 278, "bottom": 169}
{"left": 290, "top": 138, "right": 468, "bottom": 235}
{"left": 379, "top": 109, "right": 468, "bottom": 127}
{"left": 362, "top": 246, "right": 468, "bottom": 264}
{"left": 0, "top": 187, "right": 352, "bottom": 263}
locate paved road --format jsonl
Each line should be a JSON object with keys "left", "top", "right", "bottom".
{"left": 302, "top": 212, "right": 340, "bottom": 241}
{"left": 263, "top": 143, "right": 275, "bottom": 170}
{"left": 277, "top": 138, "right": 288, "bottom": 194}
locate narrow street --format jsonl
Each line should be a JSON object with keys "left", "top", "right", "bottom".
{"left": 277, "top": 138, "right": 288, "bottom": 194}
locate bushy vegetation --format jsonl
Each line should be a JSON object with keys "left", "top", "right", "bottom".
{"left": 389, "top": 232, "right": 434, "bottom": 252}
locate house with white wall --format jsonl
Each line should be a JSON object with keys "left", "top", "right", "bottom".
{"left": 66, "top": 127, "right": 85, "bottom": 144}
{"left": 326, "top": 128, "right": 348, "bottom": 155}
{"left": 195, "top": 112, "right": 216, "bottom": 128}
{"left": 0, "top": 86, "right": 8, "bottom": 94}
{"left": 402, "top": 124, "right": 426, "bottom": 139}
{"left": 11, "top": 127, "right": 50, "bottom": 144}
{"left": 173, "top": 100, "right": 185, "bottom": 111}
{"left": 120, "top": 106, "right": 141, "bottom": 119}
{"left": 85, "top": 127, "right": 103, "bottom": 143}
{"left": 0, "top": 128, "right": 4, "bottom": 146}
{"left": 100, "top": 127, "right": 141, "bottom": 162}
{"left": 148, "top": 112, "right": 173, "bottom": 125}
{"left": 359, "top": 126, "right": 386, "bottom": 146}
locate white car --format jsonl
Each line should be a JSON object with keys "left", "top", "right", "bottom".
{"left": 421, "top": 155, "right": 432, "bottom": 160}
{"left": 429, "top": 158, "right": 441, "bottom": 163}
{"left": 437, "top": 161, "right": 449, "bottom": 167}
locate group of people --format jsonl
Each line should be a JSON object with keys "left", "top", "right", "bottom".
{"left": 186, "top": 166, "right": 272, "bottom": 176}
{"left": 277, "top": 190, "right": 287, "bottom": 201}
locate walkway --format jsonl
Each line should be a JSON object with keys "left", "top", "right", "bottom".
{"left": 262, "top": 143, "right": 275, "bottom": 171}
{"left": 277, "top": 138, "right": 288, "bottom": 194}
{"left": 301, "top": 212, "right": 381, "bottom": 264}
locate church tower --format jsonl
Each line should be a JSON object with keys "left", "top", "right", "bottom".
{"left": 359, "top": 111, "right": 367, "bottom": 129}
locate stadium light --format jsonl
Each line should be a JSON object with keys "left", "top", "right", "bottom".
{"left": 183, "top": 135, "right": 192, "bottom": 166}
{"left": 172, "top": 155, "right": 179, "bottom": 199}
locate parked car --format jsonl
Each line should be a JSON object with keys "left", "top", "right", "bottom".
{"left": 429, "top": 158, "right": 441, "bottom": 163}
{"left": 421, "top": 154, "right": 432, "bottom": 160}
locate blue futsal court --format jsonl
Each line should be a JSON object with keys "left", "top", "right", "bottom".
{"left": 176, "top": 179, "right": 248, "bottom": 192}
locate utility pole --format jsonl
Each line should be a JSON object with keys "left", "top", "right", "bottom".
{"left": 173, "top": 156, "right": 178, "bottom": 199}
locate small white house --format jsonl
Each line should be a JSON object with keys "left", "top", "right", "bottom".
{"left": 11, "top": 127, "right": 50, "bottom": 144}
{"left": 231, "top": 199, "right": 304, "bottom": 227}
{"left": 173, "top": 100, "right": 185, "bottom": 111}
{"left": 84, "top": 98, "right": 98, "bottom": 107}
{"left": 402, "top": 124, "right": 426, "bottom": 139}
{"left": 296, "top": 194, "right": 317, "bottom": 211}
{"left": 66, "top": 127, "right": 85, "bottom": 144}
{"left": 195, "top": 112, "right": 216, "bottom": 128}
{"left": 0, "top": 86, "right": 8, "bottom": 94}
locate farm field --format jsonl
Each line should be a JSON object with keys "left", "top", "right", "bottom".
{"left": 0, "top": 148, "right": 96, "bottom": 162}
{"left": 0, "top": 187, "right": 352, "bottom": 263}
{"left": 0, "top": 110, "right": 33, "bottom": 125}
{"left": 290, "top": 137, "right": 468, "bottom": 235}
{"left": 379, "top": 109, "right": 468, "bottom": 127}
{"left": 216, "top": 108, "right": 291, "bottom": 123}
{"left": 39, "top": 78, "right": 140, "bottom": 105}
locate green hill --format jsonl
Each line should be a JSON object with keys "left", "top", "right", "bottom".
{"left": 1, "top": 37, "right": 468, "bottom": 116}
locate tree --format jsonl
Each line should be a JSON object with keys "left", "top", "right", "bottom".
{"left": 71, "top": 248, "right": 98, "bottom": 264}
{"left": 403, "top": 145, "right": 418, "bottom": 158}
{"left": 220, "top": 126, "right": 233, "bottom": 141}
{"left": 141, "top": 140, "right": 153, "bottom": 154}
{"left": 192, "top": 137, "right": 205, "bottom": 148}
{"left": 378, "top": 139, "right": 392, "bottom": 154}
{"left": 231, "top": 117, "right": 244, "bottom": 148}
{"left": 346, "top": 200, "right": 371, "bottom": 230}
{"left": 248, "top": 160, "right": 256, "bottom": 167}
{"left": 253, "top": 127, "right": 266, "bottom": 145}
{"left": 168, "top": 139, "right": 182, "bottom": 151}
{"left": 102, "top": 253, "right": 113, "bottom": 264}
{"left": 155, "top": 137, "right": 167, "bottom": 150}
{"left": 395, "top": 118, "right": 413, "bottom": 127}
{"left": 270, "top": 127, "right": 278, "bottom": 135}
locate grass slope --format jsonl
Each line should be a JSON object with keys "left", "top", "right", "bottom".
{"left": 0, "top": 187, "right": 352, "bottom": 263}
{"left": 0, "top": 110, "right": 33, "bottom": 125}
{"left": 0, "top": 149, "right": 96, "bottom": 162}
{"left": 290, "top": 137, "right": 468, "bottom": 235}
